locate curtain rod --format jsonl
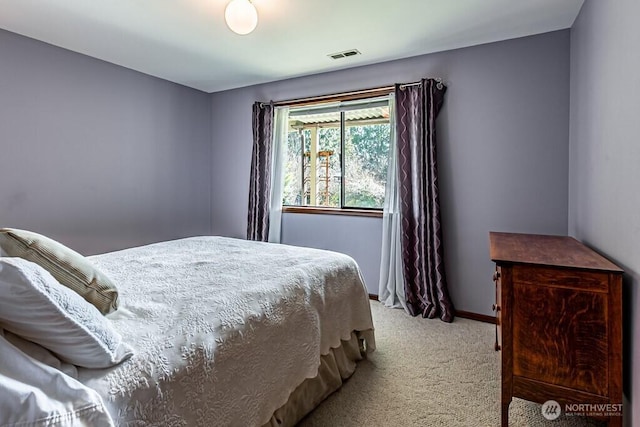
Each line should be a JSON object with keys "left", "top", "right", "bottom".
{"left": 259, "top": 78, "right": 443, "bottom": 108}
{"left": 270, "top": 85, "right": 395, "bottom": 107}
{"left": 264, "top": 79, "right": 443, "bottom": 108}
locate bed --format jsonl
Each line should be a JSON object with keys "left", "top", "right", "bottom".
{"left": 0, "top": 233, "right": 375, "bottom": 427}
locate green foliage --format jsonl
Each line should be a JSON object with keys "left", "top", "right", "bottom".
{"left": 282, "top": 119, "right": 390, "bottom": 209}
{"left": 346, "top": 124, "right": 390, "bottom": 183}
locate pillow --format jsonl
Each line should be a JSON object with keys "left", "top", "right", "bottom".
{"left": 0, "top": 257, "right": 133, "bottom": 369}
{"left": 0, "top": 330, "right": 115, "bottom": 427}
{"left": 0, "top": 228, "right": 118, "bottom": 314}
{"left": 3, "top": 330, "right": 78, "bottom": 379}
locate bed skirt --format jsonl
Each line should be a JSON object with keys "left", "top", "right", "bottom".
{"left": 263, "top": 330, "right": 370, "bottom": 427}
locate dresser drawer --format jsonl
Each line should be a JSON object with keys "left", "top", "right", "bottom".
{"left": 494, "top": 267, "right": 502, "bottom": 351}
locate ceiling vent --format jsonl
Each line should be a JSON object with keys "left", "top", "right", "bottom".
{"left": 328, "top": 49, "right": 361, "bottom": 60}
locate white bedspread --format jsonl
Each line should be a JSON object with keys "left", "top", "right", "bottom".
{"left": 79, "top": 236, "right": 375, "bottom": 426}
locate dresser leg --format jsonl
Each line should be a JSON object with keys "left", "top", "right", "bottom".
{"left": 501, "top": 401, "right": 510, "bottom": 427}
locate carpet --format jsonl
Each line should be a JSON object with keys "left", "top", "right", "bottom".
{"left": 299, "top": 300, "right": 605, "bottom": 426}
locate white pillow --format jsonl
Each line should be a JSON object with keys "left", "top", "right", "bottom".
{"left": 4, "top": 330, "right": 79, "bottom": 379}
{"left": 0, "top": 330, "right": 115, "bottom": 427}
{"left": 0, "top": 257, "right": 133, "bottom": 369}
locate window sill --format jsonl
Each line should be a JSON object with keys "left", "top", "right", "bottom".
{"left": 282, "top": 206, "right": 383, "bottom": 218}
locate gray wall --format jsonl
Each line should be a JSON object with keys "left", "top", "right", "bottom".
{"left": 569, "top": 0, "right": 639, "bottom": 423}
{"left": 281, "top": 214, "right": 383, "bottom": 294}
{"left": 210, "top": 30, "right": 571, "bottom": 313}
{"left": 0, "top": 29, "right": 213, "bottom": 255}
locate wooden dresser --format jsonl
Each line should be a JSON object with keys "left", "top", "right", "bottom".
{"left": 489, "top": 232, "right": 623, "bottom": 426}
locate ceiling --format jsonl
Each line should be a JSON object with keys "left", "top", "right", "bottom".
{"left": 0, "top": 0, "right": 584, "bottom": 93}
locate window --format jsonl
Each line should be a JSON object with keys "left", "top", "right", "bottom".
{"left": 282, "top": 96, "right": 390, "bottom": 211}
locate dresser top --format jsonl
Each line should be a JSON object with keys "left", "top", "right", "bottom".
{"left": 489, "top": 232, "right": 623, "bottom": 272}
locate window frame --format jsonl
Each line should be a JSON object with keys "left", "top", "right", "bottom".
{"left": 281, "top": 205, "right": 383, "bottom": 218}
{"left": 281, "top": 91, "right": 392, "bottom": 217}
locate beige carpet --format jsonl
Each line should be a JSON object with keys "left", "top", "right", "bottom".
{"left": 299, "top": 301, "right": 605, "bottom": 427}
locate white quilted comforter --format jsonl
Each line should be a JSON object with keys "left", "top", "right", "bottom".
{"left": 79, "top": 236, "right": 375, "bottom": 427}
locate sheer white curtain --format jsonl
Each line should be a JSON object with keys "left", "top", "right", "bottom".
{"left": 378, "top": 94, "right": 406, "bottom": 310}
{"left": 267, "top": 106, "right": 289, "bottom": 243}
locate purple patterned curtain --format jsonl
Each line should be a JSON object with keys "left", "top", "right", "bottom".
{"left": 395, "top": 79, "right": 455, "bottom": 322}
{"left": 247, "top": 102, "right": 274, "bottom": 241}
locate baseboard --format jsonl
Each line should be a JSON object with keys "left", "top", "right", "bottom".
{"left": 368, "top": 294, "right": 496, "bottom": 324}
{"left": 455, "top": 310, "right": 497, "bottom": 324}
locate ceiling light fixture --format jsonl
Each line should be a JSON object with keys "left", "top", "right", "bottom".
{"left": 224, "top": 0, "right": 258, "bottom": 35}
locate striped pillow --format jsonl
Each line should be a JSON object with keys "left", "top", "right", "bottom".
{"left": 0, "top": 228, "right": 118, "bottom": 314}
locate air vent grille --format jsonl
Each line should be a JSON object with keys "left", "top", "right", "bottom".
{"left": 328, "top": 49, "right": 361, "bottom": 60}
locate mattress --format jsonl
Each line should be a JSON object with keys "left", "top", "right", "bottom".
{"left": 77, "top": 236, "right": 375, "bottom": 426}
